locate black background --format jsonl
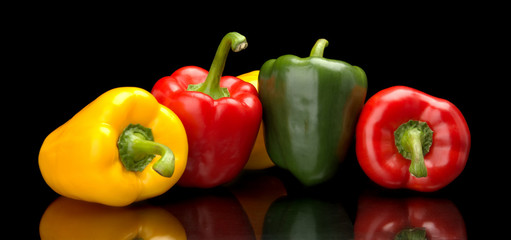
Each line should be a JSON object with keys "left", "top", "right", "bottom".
{"left": 7, "top": 3, "right": 505, "bottom": 238}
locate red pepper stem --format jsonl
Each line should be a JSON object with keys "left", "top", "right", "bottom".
{"left": 187, "top": 32, "right": 248, "bottom": 100}
{"left": 310, "top": 39, "right": 329, "bottom": 57}
{"left": 404, "top": 129, "right": 428, "bottom": 178}
{"left": 394, "top": 227, "right": 427, "bottom": 240}
{"left": 394, "top": 120, "right": 433, "bottom": 178}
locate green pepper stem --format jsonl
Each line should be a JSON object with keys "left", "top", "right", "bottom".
{"left": 403, "top": 129, "right": 427, "bottom": 178}
{"left": 394, "top": 120, "right": 433, "bottom": 178}
{"left": 394, "top": 227, "right": 427, "bottom": 240}
{"left": 118, "top": 124, "right": 175, "bottom": 178}
{"left": 130, "top": 137, "right": 175, "bottom": 178}
{"left": 187, "top": 32, "right": 248, "bottom": 100}
{"left": 310, "top": 38, "right": 329, "bottom": 57}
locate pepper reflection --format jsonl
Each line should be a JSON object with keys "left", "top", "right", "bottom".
{"left": 230, "top": 173, "right": 288, "bottom": 240}
{"left": 164, "top": 188, "right": 256, "bottom": 240}
{"left": 39, "top": 197, "right": 186, "bottom": 240}
{"left": 262, "top": 196, "right": 354, "bottom": 239}
{"left": 354, "top": 194, "right": 467, "bottom": 240}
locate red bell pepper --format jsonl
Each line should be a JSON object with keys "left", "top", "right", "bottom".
{"left": 356, "top": 86, "right": 470, "bottom": 191}
{"left": 151, "top": 32, "right": 262, "bottom": 188}
{"left": 354, "top": 194, "right": 467, "bottom": 239}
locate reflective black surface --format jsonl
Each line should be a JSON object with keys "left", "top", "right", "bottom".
{"left": 31, "top": 157, "right": 490, "bottom": 239}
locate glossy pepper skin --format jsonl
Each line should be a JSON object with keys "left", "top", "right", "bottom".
{"left": 356, "top": 86, "right": 470, "bottom": 191}
{"left": 39, "top": 87, "right": 188, "bottom": 206}
{"left": 152, "top": 32, "right": 262, "bottom": 188}
{"left": 259, "top": 39, "right": 367, "bottom": 186}
{"left": 237, "top": 70, "right": 274, "bottom": 170}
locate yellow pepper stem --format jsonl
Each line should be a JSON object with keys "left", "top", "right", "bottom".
{"left": 118, "top": 124, "right": 175, "bottom": 178}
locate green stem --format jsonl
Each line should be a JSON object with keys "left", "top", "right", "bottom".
{"left": 118, "top": 124, "right": 175, "bottom": 178}
{"left": 394, "top": 227, "right": 427, "bottom": 240}
{"left": 187, "top": 32, "right": 248, "bottom": 100}
{"left": 403, "top": 128, "right": 427, "bottom": 178}
{"left": 394, "top": 120, "right": 433, "bottom": 178}
{"left": 310, "top": 38, "right": 329, "bottom": 57}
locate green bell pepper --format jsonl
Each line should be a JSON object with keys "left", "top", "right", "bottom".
{"left": 258, "top": 39, "right": 367, "bottom": 186}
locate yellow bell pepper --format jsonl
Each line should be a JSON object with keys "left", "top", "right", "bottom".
{"left": 39, "top": 87, "right": 188, "bottom": 206}
{"left": 237, "top": 71, "right": 274, "bottom": 170}
{"left": 40, "top": 197, "right": 187, "bottom": 240}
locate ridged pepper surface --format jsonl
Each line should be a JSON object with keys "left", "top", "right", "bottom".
{"left": 152, "top": 32, "right": 262, "bottom": 188}
{"left": 39, "top": 87, "right": 188, "bottom": 206}
{"left": 259, "top": 39, "right": 367, "bottom": 186}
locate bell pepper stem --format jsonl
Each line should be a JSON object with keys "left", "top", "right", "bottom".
{"left": 394, "top": 120, "right": 433, "bottom": 178}
{"left": 130, "top": 137, "right": 175, "bottom": 178}
{"left": 394, "top": 227, "right": 427, "bottom": 240}
{"left": 310, "top": 38, "right": 329, "bottom": 57}
{"left": 404, "top": 129, "right": 427, "bottom": 178}
{"left": 118, "top": 124, "right": 175, "bottom": 178}
{"left": 187, "top": 32, "right": 248, "bottom": 100}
